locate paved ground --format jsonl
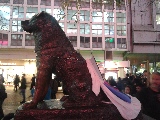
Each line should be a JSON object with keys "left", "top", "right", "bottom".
{"left": 2, "top": 84, "right": 64, "bottom": 116}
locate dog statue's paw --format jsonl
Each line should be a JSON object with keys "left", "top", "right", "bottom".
{"left": 22, "top": 101, "right": 37, "bottom": 110}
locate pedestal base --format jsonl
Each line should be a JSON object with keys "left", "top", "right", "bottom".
{"left": 14, "top": 99, "right": 143, "bottom": 120}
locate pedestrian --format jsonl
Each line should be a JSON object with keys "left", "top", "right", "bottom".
{"left": 136, "top": 72, "right": 160, "bottom": 120}
{"left": 0, "top": 76, "right": 7, "bottom": 119}
{"left": 13, "top": 74, "right": 20, "bottom": 92}
{"left": 30, "top": 74, "right": 36, "bottom": 96}
{"left": 116, "top": 77, "right": 124, "bottom": 92}
{"left": 19, "top": 74, "right": 26, "bottom": 104}
{"left": 124, "top": 85, "right": 132, "bottom": 95}
{"left": 0, "top": 74, "right": 4, "bottom": 83}
{"left": 51, "top": 78, "right": 58, "bottom": 99}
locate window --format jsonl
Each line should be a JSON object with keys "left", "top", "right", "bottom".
{"left": 12, "top": 21, "right": 23, "bottom": 32}
{"left": 67, "top": 23, "right": 77, "bottom": 34}
{"left": 116, "top": 0, "right": 126, "bottom": 10}
{"left": 26, "top": 7, "right": 38, "bottom": 19}
{"left": 0, "top": 0, "right": 10, "bottom": 3}
{"left": 68, "top": 36, "right": 77, "bottom": 47}
{"left": 25, "top": 34, "right": 35, "bottom": 46}
{"left": 92, "top": 1, "right": 103, "bottom": 9}
{"left": 92, "top": 37, "right": 102, "bottom": 48}
{"left": 80, "top": 0, "right": 90, "bottom": 8}
{"left": 40, "top": 8, "right": 51, "bottom": 14}
{"left": 0, "top": 6, "right": 10, "bottom": 30}
{"left": 80, "top": 23, "right": 90, "bottom": 34}
{"left": 11, "top": 34, "right": 23, "bottom": 46}
{"left": 0, "top": 33, "right": 8, "bottom": 46}
{"left": 104, "top": 12, "right": 114, "bottom": 22}
{"left": 27, "top": 0, "right": 38, "bottom": 5}
{"left": 156, "top": 0, "right": 160, "bottom": 24}
{"left": 53, "top": 8, "right": 65, "bottom": 21}
{"left": 13, "top": 6, "right": 24, "bottom": 18}
{"left": 80, "top": 36, "right": 90, "bottom": 48}
{"left": 105, "top": 37, "right": 115, "bottom": 48}
{"left": 92, "top": 11, "right": 102, "bottom": 22}
{"left": 117, "top": 25, "right": 126, "bottom": 36}
{"left": 13, "top": 0, "right": 24, "bottom": 4}
{"left": 59, "top": 22, "right": 64, "bottom": 31}
{"left": 67, "top": 10, "right": 77, "bottom": 21}
{"left": 116, "top": 12, "right": 126, "bottom": 23}
{"left": 80, "top": 10, "right": 90, "bottom": 21}
{"left": 92, "top": 24, "right": 102, "bottom": 35}
{"left": 104, "top": 24, "right": 114, "bottom": 35}
{"left": 117, "top": 38, "right": 127, "bottom": 49}
{"left": 40, "top": 0, "right": 51, "bottom": 6}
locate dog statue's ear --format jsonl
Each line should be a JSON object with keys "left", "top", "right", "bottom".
{"left": 36, "top": 11, "right": 46, "bottom": 18}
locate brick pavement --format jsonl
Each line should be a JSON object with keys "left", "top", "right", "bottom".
{"left": 2, "top": 84, "right": 64, "bottom": 116}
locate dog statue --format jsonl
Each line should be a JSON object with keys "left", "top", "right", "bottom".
{"left": 21, "top": 11, "right": 108, "bottom": 109}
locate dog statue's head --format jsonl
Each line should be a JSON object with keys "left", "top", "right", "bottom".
{"left": 21, "top": 11, "right": 57, "bottom": 33}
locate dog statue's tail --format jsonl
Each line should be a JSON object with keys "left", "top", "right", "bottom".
{"left": 86, "top": 56, "right": 141, "bottom": 120}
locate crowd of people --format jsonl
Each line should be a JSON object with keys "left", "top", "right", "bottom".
{"left": 106, "top": 71, "right": 160, "bottom": 120}
{"left": 0, "top": 70, "right": 160, "bottom": 119}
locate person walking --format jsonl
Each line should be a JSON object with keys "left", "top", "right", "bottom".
{"left": 13, "top": 74, "right": 20, "bottom": 92}
{"left": 20, "top": 74, "right": 27, "bottom": 104}
{"left": 51, "top": 78, "right": 58, "bottom": 99}
{"left": 30, "top": 74, "right": 36, "bottom": 97}
{"left": 0, "top": 76, "right": 7, "bottom": 119}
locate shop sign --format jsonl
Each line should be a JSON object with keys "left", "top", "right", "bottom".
{"left": 0, "top": 61, "right": 16, "bottom": 65}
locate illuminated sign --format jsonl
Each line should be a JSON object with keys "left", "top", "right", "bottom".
{"left": 0, "top": 61, "right": 16, "bottom": 65}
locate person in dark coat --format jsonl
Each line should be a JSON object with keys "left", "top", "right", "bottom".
{"left": 30, "top": 74, "right": 36, "bottom": 97}
{"left": 0, "top": 77, "right": 6, "bottom": 119}
{"left": 116, "top": 77, "right": 124, "bottom": 92}
{"left": 20, "top": 74, "right": 27, "bottom": 104}
{"left": 30, "top": 74, "right": 36, "bottom": 90}
{"left": 14, "top": 74, "right": 20, "bottom": 92}
{"left": 136, "top": 72, "right": 160, "bottom": 120}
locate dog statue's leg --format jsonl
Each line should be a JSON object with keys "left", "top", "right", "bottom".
{"left": 23, "top": 56, "right": 52, "bottom": 109}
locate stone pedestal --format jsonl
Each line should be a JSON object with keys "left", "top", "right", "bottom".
{"left": 14, "top": 99, "right": 143, "bottom": 120}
